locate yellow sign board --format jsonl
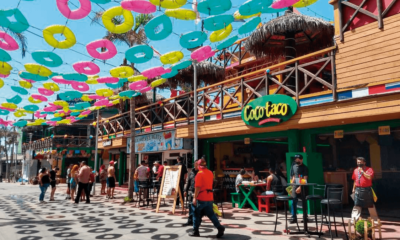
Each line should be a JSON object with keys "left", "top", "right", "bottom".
{"left": 334, "top": 130, "right": 344, "bottom": 139}
{"left": 379, "top": 126, "right": 390, "bottom": 135}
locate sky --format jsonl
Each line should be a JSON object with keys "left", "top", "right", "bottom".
{"left": 0, "top": 0, "right": 334, "bottom": 121}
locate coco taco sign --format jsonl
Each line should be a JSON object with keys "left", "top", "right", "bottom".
{"left": 241, "top": 94, "right": 298, "bottom": 128}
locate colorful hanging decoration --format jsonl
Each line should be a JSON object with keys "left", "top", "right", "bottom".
{"left": 106, "top": 81, "right": 126, "bottom": 89}
{"left": 6, "top": 95, "right": 22, "bottom": 105}
{"left": 34, "top": 111, "right": 47, "bottom": 119}
{"left": 119, "top": 90, "right": 141, "bottom": 98}
{"left": 97, "top": 77, "right": 119, "bottom": 83}
{"left": 121, "top": 0, "right": 156, "bottom": 14}
{"left": 59, "top": 91, "right": 83, "bottom": 101}
{"left": 52, "top": 76, "right": 72, "bottom": 84}
{"left": 32, "top": 51, "right": 63, "bottom": 67}
{"left": 165, "top": 9, "right": 196, "bottom": 20}
{"left": 239, "top": 0, "right": 271, "bottom": 16}
{"left": 216, "top": 36, "right": 238, "bottom": 50}
{"left": 171, "top": 60, "right": 192, "bottom": 71}
{"left": 144, "top": 14, "right": 172, "bottom": 41}
{"left": 180, "top": 31, "right": 207, "bottom": 49}
{"left": 271, "top": 0, "right": 300, "bottom": 9}
{"left": 102, "top": 6, "right": 134, "bottom": 34}
{"left": 0, "top": 49, "right": 11, "bottom": 62}
{"left": 210, "top": 24, "right": 232, "bottom": 42}
{"left": 38, "top": 87, "right": 54, "bottom": 96}
{"left": 24, "top": 63, "right": 52, "bottom": 77}
{"left": 197, "top": 0, "right": 232, "bottom": 15}
{"left": 233, "top": 10, "right": 260, "bottom": 20}
{"left": 95, "top": 88, "right": 114, "bottom": 97}
{"left": 43, "top": 82, "right": 60, "bottom": 92}
{"left": 293, "top": 0, "right": 318, "bottom": 8}
{"left": 161, "top": 69, "right": 178, "bottom": 78}
{"left": 31, "top": 94, "right": 48, "bottom": 102}
{"left": 160, "top": 51, "right": 184, "bottom": 65}
{"left": 110, "top": 66, "right": 134, "bottom": 78}
{"left": 0, "top": 78, "right": 3, "bottom": 89}
{"left": 149, "top": 0, "right": 186, "bottom": 9}
{"left": 63, "top": 73, "right": 88, "bottom": 82}
{"left": 73, "top": 102, "right": 91, "bottom": 110}
{"left": 140, "top": 86, "right": 152, "bottom": 93}
{"left": 142, "top": 66, "right": 171, "bottom": 79}
{"left": 19, "top": 71, "right": 48, "bottom": 81}
{"left": 0, "top": 61, "right": 12, "bottom": 75}
{"left": 86, "top": 39, "right": 117, "bottom": 60}
{"left": 19, "top": 80, "right": 33, "bottom": 89}
{"left": 203, "top": 15, "right": 234, "bottom": 31}
{"left": 11, "top": 86, "right": 28, "bottom": 95}
{"left": 125, "top": 45, "right": 154, "bottom": 64}
{"left": 238, "top": 16, "right": 261, "bottom": 35}
{"left": 191, "top": 45, "right": 215, "bottom": 62}
{"left": 150, "top": 78, "right": 167, "bottom": 88}
{"left": 0, "top": 109, "right": 10, "bottom": 115}
{"left": 86, "top": 75, "right": 99, "bottom": 84}
{"left": 56, "top": 0, "right": 92, "bottom": 20}
{"left": 73, "top": 61, "right": 100, "bottom": 75}
{"left": 24, "top": 105, "right": 40, "bottom": 112}
{"left": 28, "top": 96, "right": 42, "bottom": 104}
{"left": 0, "top": 31, "right": 19, "bottom": 51}
{"left": 42, "top": 25, "right": 76, "bottom": 49}
{"left": 129, "top": 81, "right": 147, "bottom": 91}
{"left": 127, "top": 75, "right": 147, "bottom": 82}
{"left": 71, "top": 82, "right": 90, "bottom": 92}
{"left": 0, "top": 9, "right": 29, "bottom": 33}
{"left": 13, "top": 120, "right": 27, "bottom": 127}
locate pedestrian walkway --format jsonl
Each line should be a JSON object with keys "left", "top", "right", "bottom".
{"left": 0, "top": 182, "right": 399, "bottom": 240}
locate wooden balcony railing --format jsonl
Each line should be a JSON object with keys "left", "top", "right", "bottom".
{"left": 22, "top": 136, "right": 93, "bottom": 152}
{"left": 98, "top": 46, "right": 337, "bottom": 138}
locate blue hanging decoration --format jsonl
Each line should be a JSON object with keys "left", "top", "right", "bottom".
{"left": 125, "top": 45, "right": 154, "bottom": 64}
{"left": 11, "top": 86, "right": 28, "bottom": 95}
{"left": 23, "top": 105, "right": 39, "bottom": 112}
{"left": 71, "top": 102, "right": 91, "bottom": 111}
{"left": 13, "top": 120, "right": 27, "bottom": 127}
{"left": 161, "top": 69, "right": 179, "bottom": 78}
{"left": 179, "top": 31, "right": 207, "bottom": 49}
{"left": 216, "top": 36, "right": 239, "bottom": 50}
{"left": 238, "top": 16, "right": 261, "bottom": 35}
{"left": 59, "top": 91, "right": 83, "bottom": 101}
{"left": 119, "top": 90, "right": 141, "bottom": 98}
{"left": 106, "top": 81, "right": 125, "bottom": 89}
{"left": 197, "top": 0, "right": 232, "bottom": 15}
{"left": 19, "top": 71, "right": 48, "bottom": 81}
{"left": 71, "top": 112, "right": 81, "bottom": 116}
{"left": 171, "top": 60, "right": 192, "bottom": 71}
{"left": 239, "top": 0, "right": 271, "bottom": 15}
{"left": 90, "top": 0, "right": 111, "bottom": 3}
{"left": 0, "top": 109, "right": 9, "bottom": 115}
{"left": 203, "top": 15, "right": 234, "bottom": 31}
{"left": 0, "top": 49, "right": 11, "bottom": 62}
{"left": 51, "top": 117, "right": 63, "bottom": 121}
{"left": 63, "top": 73, "right": 88, "bottom": 82}
{"left": 32, "top": 51, "right": 63, "bottom": 68}
{"left": 144, "top": 15, "right": 173, "bottom": 41}
{"left": 6, "top": 95, "right": 22, "bottom": 105}
{"left": 0, "top": 9, "right": 29, "bottom": 33}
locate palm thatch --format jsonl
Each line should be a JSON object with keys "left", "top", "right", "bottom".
{"left": 161, "top": 61, "right": 225, "bottom": 90}
{"left": 245, "top": 10, "right": 334, "bottom": 58}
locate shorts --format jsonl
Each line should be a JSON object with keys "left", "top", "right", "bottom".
{"left": 70, "top": 179, "right": 76, "bottom": 190}
{"left": 108, "top": 177, "right": 115, "bottom": 188}
{"left": 50, "top": 181, "right": 56, "bottom": 188}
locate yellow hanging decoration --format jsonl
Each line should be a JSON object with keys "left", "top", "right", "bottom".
{"left": 127, "top": 75, "right": 147, "bottom": 82}
{"left": 210, "top": 24, "right": 233, "bottom": 42}
{"left": 109, "top": 66, "right": 134, "bottom": 78}
{"left": 19, "top": 80, "right": 33, "bottom": 89}
{"left": 24, "top": 63, "right": 52, "bottom": 77}
{"left": 28, "top": 96, "right": 42, "bottom": 104}
{"left": 0, "top": 61, "right": 12, "bottom": 75}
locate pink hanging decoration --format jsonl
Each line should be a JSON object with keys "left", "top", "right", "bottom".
{"left": 38, "top": 87, "right": 55, "bottom": 96}
{"left": 86, "top": 39, "right": 117, "bottom": 60}
{"left": 94, "top": 99, "right": 110, "bottom": 107}
{"left": 34, "top": 111, "right": 47, "bottom": 119}
{"left": 191, "top": 45, "right": 215, "bottom": 62}
{"left": 52, "top": 76, "right": 72, "bottom": 84}
{"left": 121, "top": 0, "right": 156, "bottom": 14}
{"left": 88, "top": 95, "right": 106, "bottom": 100}
{"left": 46, "top": 121, "right": 57, "bottom": 126}
{"left": 271, "top": 0, "right": 300, "bottom": 9}
{"left": 44, "top": 105, "right": 58, "bottom": 112}
{"left": 71, "top": 81, "right": 90, "bottom": 92}
{"left": 0, "top": 31, "right": 19, "bottom": 51}
{"left": 49, "top": 103, "right": 63, "bottom": 109}
{"left": 21, "top": 78, "right": 36, "bottom": 83}
{"left": 129, "top": 81, "right": 147, "bottom": 91}
{"left": 0, "top": 73, "right": 10, "bottom": 78}
{"left": 140, "top": 86, "right": 152, "bottom": 93}
{"left": 56, "top": 0, "right": 91, "bottom": 20}
{"left": 31, "top": 94, "right": 48, "bottom": 102}
{"left": 0, "top": 118, "right": 13, "bottom": 127}
{"left": 73, "top": 61, "right": 100, "bottom": 75}
{"left": 58, "top": 109, "right": 71, "bottom": 115}
{"left": 97, "top": 77, "right": 119, "bottom": 83}
{"left": 142, "top": 67, "right": 171, "bottom": 79}
{"left": 81, "top": 110, "right": 91, "bottom": 116}
{"left": 0, "top": 107, "right": 15, "bottom": 112}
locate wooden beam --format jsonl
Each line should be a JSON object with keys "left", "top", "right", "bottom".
{"left": 382, "top": 0, "right": 398, "bottom": 16}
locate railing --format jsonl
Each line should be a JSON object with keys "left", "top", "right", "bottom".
{"left": 98, "top": 46, "right": 337, "bottom": 138}
{"left": 22, "top": 136, "right": 93, "bottom": 152}
{"left": 333, "top": 0, "right": 400, "bottom": 41}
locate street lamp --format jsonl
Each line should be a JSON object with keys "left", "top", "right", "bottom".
{"left": 27, "top": 133, "right": 33, "bottom": 184}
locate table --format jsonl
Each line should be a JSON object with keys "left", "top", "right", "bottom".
{"left": 238, "top": 183, "right": 267, "bottom": 211}
{"left": 287, "top": 182, "right": 322, "bottom": 237}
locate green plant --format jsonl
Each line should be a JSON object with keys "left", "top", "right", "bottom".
{"left": 356, "top": 219, "right": 372, "bottom": 236}
{"left": 124, "top": 196, "right": 132, "bottom": 203}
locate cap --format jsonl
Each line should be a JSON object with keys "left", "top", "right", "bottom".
{"left": 197, "top": 159, "right": 207, "bottom": 169}
{"left": 294, "top": 154, "right": 303, "bottom": 159}
{"left": 109, "top": 161, "right": 116, "bottom": 165}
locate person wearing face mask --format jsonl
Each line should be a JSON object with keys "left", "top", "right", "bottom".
{"left": 351, "top": 157, "right": 378, "bottom": 222}
{"left": 289, "top": 154, "right": 308, "bottom": 223}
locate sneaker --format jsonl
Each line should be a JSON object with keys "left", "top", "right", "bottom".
{"left": 39, "top": 201, "right": 44, "bottom": 204}
{"left": 289, "top": 219, "right": 297, "bottom": 224}
{"left": 216, "top": 226, "right": 225, "bottom": 238}
{"left": 188, "top": 230, "right": 200, "bottom": 237}
{"left": 183, "top": 221, "right": 193, "bottom": 226}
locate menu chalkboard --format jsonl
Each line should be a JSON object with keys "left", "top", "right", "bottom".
{"left": 156, "top": 165, "right": 184, "bottom": 214}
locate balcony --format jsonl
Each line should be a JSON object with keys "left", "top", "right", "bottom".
{"left": 98, "top": 46, "right": 337, "bottom": 139}
{"left": 22, "top": 136, "right": 93, "bottom": 152}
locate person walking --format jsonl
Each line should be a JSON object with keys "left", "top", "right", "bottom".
{"left": 189, "top": 158, "right": 225, "bottom": 238}
{"left": 38, "top": 168, "right": 50, "bottom": 204}
{"left": 88, "top": 168, "right": 95, "bottom": 197}
{"left": 183, "top": 161, "right": 198, "bottom": 226}
{"left": 65, "top": 164, "right": 72, "bottom": 200}
{"left": 99, "top": 165, "right": 107, "bottom": 195}
{"left": 49, "top": 167, "right": 59, "bottom": 201}
{"left": 290, "top": 154, "right": 308, "bottom": 223}
{"left": 351, "top": 157, "right": 378, "bottom": 222}
{"left": 74, "top": 161, "right": 91, "bottom": 204}
{"left": 70, "top": 164, "right": 79, "bottom": 202}
{"left": 107, "top": 161, "right": 117, "bottom": 199}
{"left": 175, "top": 156, "right": 188, "bottom": 208}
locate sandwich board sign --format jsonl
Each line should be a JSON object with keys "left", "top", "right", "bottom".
{"left": 156, "top": 165, "right": 184, "bottom": 214}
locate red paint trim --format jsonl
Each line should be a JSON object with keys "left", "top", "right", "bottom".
{"left": 258, "top": 118, "right": 280, "bottom": 126}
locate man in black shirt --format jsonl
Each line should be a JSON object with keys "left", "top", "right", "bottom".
{"left": 290, "top": 155, "right": 308, "bottom": 223}
{"left": 49, "top": 167, "right": 59, "bottom": 201}
{"left": 175, "top": 156, "right": 188, "bottom": 208}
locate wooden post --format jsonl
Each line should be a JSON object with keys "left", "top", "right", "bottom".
{"left": 220, "top": 85, "right": 224, "bottom": 120}
{"left": 295, "top": 61, "right": 299, "bottom": 105}
{"left": 331, "top": 50, "right": 337, "bottom": 102}
{"left": 364, "top": 220, "right": 368, "bottom": 240}
{"left": 377, "top": 0, "right": 383, "bottom": 29}
{"left": 338, "top": 0, "right": 344, "bottom": 42}
{"left": 128, "top": 97, "right": 136, "bottom": 200}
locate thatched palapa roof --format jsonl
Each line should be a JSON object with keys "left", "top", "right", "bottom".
{"left": 245, "top": 10, "right": 334, "bottom": 58}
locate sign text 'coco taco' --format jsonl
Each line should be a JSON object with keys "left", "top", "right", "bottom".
{"left": 241, "top": 94, "right": 298, "bottom": 128}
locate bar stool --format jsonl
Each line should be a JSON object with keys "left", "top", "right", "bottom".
{"left": 305, "top": 184, "right": 325, "bottom": 236}
{"left": 273, "top": 185, "right": 300, "bottom": 234}
{"left": 216, "top": 174, "right": 226, "bottom": 201}
{"left": 319, "top": 186, "right": 348, "bottom": 240}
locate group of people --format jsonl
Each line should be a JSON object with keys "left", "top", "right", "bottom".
{"left": 37, "top": 166, "right": 59, "bottom": 203}
{"left": 64, "top": 161, "right": 95, "bottom": 204}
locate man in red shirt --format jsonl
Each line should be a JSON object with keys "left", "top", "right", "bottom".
{"left": 189, "top": 159, "right": 225, "bottom": 238}
{"left": 155, "top": 161, "right": 165, "bottom": 181}
{"left": 351, "top": 157, "right": 378, "bottom": 222}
